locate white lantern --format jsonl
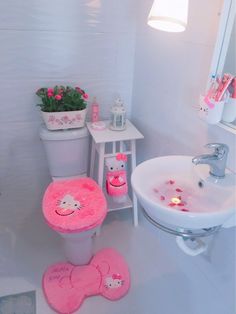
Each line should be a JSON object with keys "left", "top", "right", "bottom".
{"left": 110, "top": 98, "right": 126, "bottom": 131}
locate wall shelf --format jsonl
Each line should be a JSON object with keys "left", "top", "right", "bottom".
{"left": 104, "top": 190, "right": 133, "bottom": 212}
{"left": 217, "top": 121, "right": 236, "bottom": 135}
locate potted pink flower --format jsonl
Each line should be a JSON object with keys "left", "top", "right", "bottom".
{"left": 36, "top": 85, "right": 89, "bottom": 130}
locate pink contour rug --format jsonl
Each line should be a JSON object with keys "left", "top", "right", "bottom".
{"left": 43, "top": 248, "right": 130, "bottom": 314}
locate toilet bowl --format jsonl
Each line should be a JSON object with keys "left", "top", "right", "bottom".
{"left": 59, "top": 229, "right": 96, "bottom": 265}
{"left": 42, "top": 177, "right": 107, "bottom": 265}
{"left": 40, "top": 127, "right": 108, "bottom": 265}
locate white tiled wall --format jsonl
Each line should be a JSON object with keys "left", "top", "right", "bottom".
{"left": 0, "top": 0, "right": 136, "bottom": 229}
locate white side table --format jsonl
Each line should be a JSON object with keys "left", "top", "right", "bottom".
{"left": 86, "top": 119, "right": 144, "bottom": 226}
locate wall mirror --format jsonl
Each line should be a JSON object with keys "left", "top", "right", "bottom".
{"left": 208, "top": 0, "right": 236, "bottom": 132}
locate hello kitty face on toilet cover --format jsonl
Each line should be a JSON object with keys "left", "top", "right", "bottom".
{"left": 42, "top": 178, "right": 107, "bottom": 233}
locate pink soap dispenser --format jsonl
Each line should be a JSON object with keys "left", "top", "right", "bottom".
{"left": 91, "top": 97, "right": 99, "bottom": 122}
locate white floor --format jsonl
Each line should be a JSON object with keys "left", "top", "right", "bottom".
{"left": 0, "top": 209, "right": 235, "bottom": 314}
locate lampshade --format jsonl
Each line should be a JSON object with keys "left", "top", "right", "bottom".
{"left": 147, "top": 0, "right": 189, "bottom": 32}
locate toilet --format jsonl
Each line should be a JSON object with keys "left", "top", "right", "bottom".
{"left": 40, "top": 126, "right": 108, "bottom": 265}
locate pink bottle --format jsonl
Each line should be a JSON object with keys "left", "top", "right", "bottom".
{"left": 91, "top": 97, "right": 99, "bottom": 122}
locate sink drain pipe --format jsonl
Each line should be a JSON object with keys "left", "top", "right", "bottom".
{"left": 142, "top": 208, "right": 221, "bottom": 256}
{"left": 176, "top": 235, "right": 208, "bottom": 256}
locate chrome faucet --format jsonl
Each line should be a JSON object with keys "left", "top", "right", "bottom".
{"left": 192, "top": 143, "right": 229, "bottom": 178}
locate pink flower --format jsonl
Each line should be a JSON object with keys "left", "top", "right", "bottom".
{"left": 47, "top": 88, "right": 54, "bottom": 94}
{"left": 55, "top": 94, "right": 62, "bottom": 100}
{"left": 75, "top": 87, "right": 83, "bottom": 94}
{"left": 75, "top": 87, "right": 88, "bottom": 98}
{"left": 47, "top": 92, "right": 53, "bottom": 98}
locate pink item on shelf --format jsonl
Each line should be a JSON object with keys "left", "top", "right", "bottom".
{"left": 42, "top": 177, "right": 107, "bottom": 234}
{"left": 105, "top": 153, "right": 128, "bottom": 200}
{"left": 91, "top": 97, "right": 99, "bottom": 122}
{"left": 43, "top": 248, "right": 130, "bottom": 314}
{"left": 106, "top": 170, "right": 128, "bottom": 197}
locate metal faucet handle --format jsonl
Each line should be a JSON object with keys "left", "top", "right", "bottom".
{"left": 205, "top": 143, "right": 229, "bottom": 158}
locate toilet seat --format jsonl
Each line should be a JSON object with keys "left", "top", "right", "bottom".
{"left": 42, "top": 177, "right": 107, "bottom": 234}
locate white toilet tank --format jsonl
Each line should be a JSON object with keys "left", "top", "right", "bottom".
{"left": 40, "top": 126, "right": 89, "bottom": 178}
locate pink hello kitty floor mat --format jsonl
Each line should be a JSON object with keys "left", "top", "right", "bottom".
{"left": 43, "top": 248, "right": 130, "bottom": 314}
{"left": 42, "top": 177, "right": 107, "bottom": 233}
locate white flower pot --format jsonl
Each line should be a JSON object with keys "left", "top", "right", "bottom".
{"left": 41, "top": 109, "right": 87, "bottom": 130}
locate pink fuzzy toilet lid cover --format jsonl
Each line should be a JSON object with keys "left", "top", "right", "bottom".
{"left": 42, "top": 178, "right": 107, "bottom": 233}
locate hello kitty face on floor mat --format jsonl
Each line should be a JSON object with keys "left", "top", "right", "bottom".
{"left": 56, "top": 194, "right": 82, "bottom": 216}
{"left": 105, "top": 274, "right": 124, "bottom": 289}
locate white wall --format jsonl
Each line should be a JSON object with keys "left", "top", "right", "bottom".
{"left": 0, "top": 0, "right": 136, "bottom": 229}
{"left": 131, "top": 0, "right": 235, "bottom": 309}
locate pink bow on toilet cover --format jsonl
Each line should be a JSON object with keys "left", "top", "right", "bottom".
{"left": 43, "top": 248, "right": 130, "bottom": 314}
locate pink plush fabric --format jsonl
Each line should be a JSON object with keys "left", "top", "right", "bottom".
{"left": 42, "top": 178, "right": 107, "bottom": 233}
{"left": 43, "top": 248, "right": 130, "bottom": 314}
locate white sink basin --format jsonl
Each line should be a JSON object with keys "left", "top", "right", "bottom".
{"left": 131, "top": 156, "right": 236, "bottom": 229}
